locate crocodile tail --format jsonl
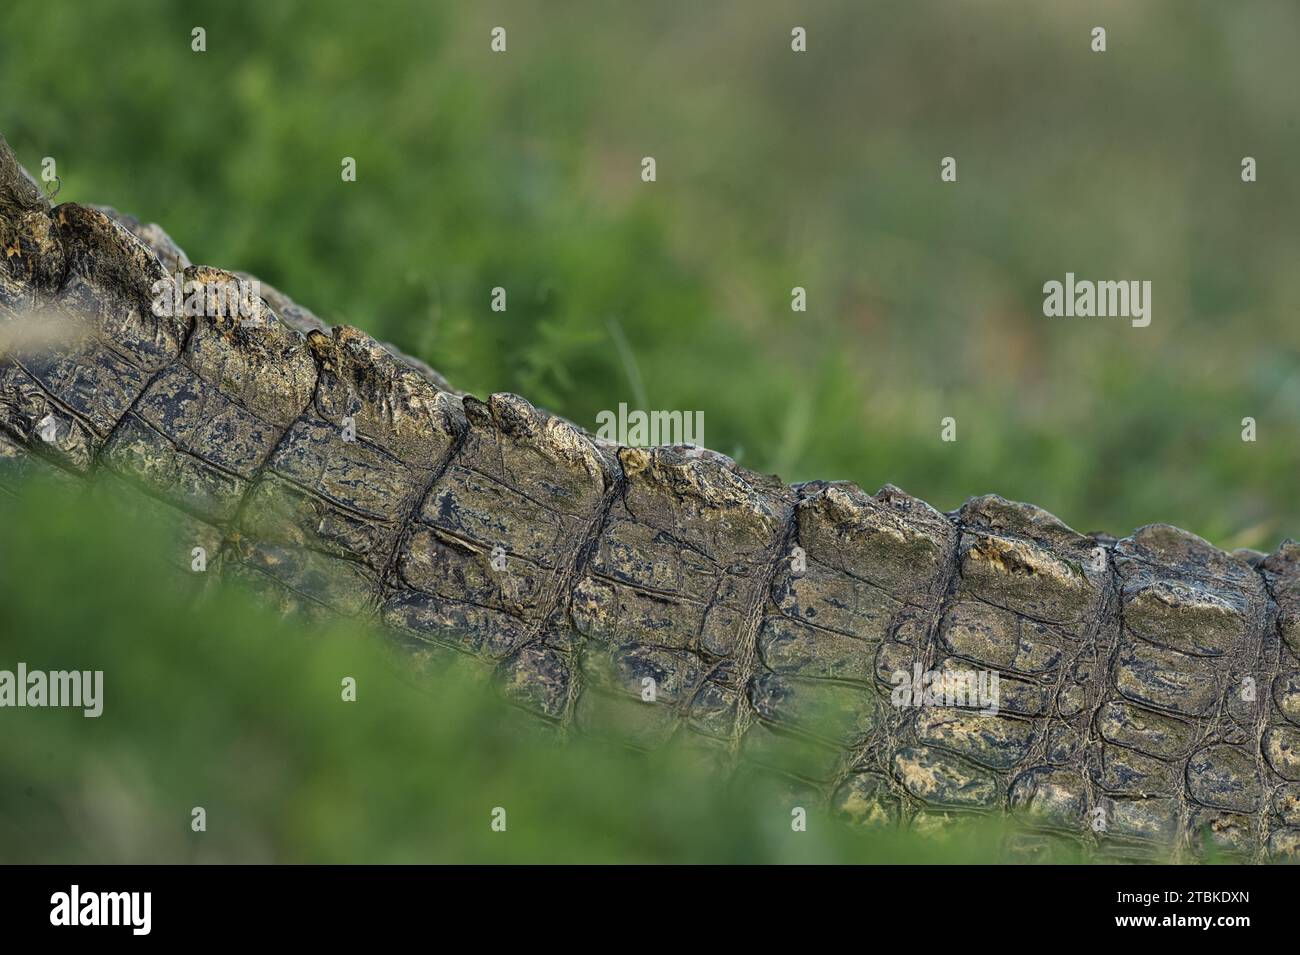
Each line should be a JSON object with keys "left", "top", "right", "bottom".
{"left": 3, "top": 132, "right": 1299, "bottom": 861}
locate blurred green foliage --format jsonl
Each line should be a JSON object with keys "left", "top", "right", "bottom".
{"left": 2, "top": 0, "right": 1298, "bottom": 547}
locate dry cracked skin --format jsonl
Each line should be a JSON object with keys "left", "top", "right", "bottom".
{"left": 3, "top": 133, "right": 1300, "bottom": 862}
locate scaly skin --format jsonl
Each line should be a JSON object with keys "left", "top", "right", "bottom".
{"left": 3, "top": 134, "right": 1299, "bottom": 861}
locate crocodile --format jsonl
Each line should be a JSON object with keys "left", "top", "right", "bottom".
{"left": 2, "top": 133, "right": 1299, "bottom": 861}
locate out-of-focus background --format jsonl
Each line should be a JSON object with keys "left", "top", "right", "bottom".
{"left": 2, "top": 0, "right": 1297, "bottom": 545}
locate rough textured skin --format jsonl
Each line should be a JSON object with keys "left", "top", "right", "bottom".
{"left": 3, "top": 134, "right": 1298, "bottom": 861}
